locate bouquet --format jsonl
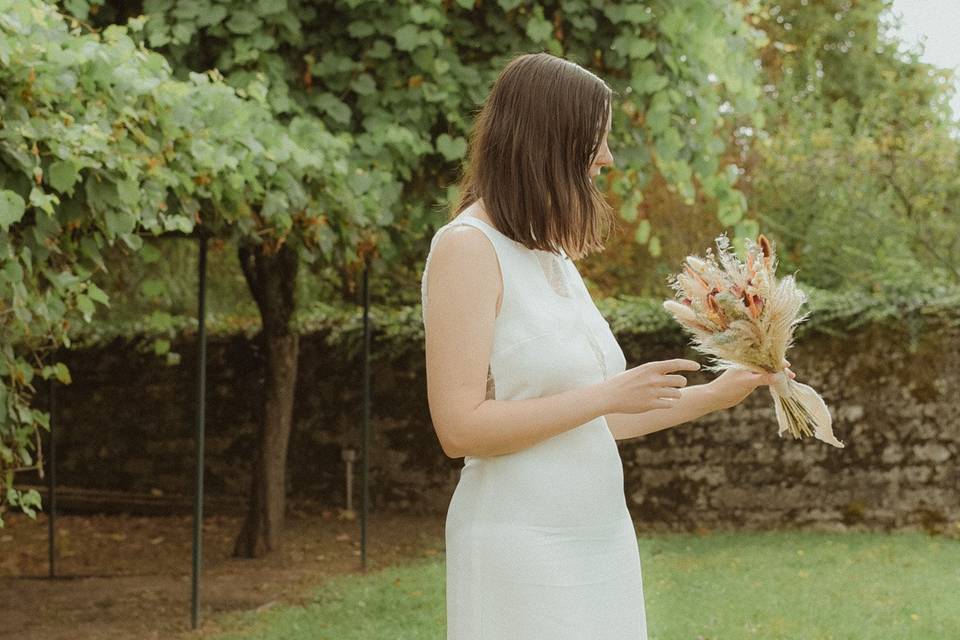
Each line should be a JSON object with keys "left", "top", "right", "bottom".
{"left": 662, "top": 233, "right": 845, "bottom": 448}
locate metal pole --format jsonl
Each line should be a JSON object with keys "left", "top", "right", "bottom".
{"left": 47, "top": 374, "right": 57, "bottom": 578}
{"left": 361, "top": 256, "right": 370, "bottom": 571}
{"left": 191, "top": 234, "right": 208, "bottom": 629}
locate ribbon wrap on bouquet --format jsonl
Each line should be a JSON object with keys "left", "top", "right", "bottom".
{"left": 768, "top": 371, "right": 844, "bottom": 448}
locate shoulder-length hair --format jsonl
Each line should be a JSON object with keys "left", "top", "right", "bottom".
{"left": 450, "top": 52, "right": 617, "bottom": 261}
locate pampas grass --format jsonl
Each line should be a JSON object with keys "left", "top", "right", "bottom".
{"left": 663, "top": 233, "right": 845, "bottom": 448}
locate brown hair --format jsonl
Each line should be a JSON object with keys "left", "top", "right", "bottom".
{"left": 450, "top": 52, "right": 617, "bottom": 261}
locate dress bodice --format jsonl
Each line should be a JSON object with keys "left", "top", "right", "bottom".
{"left": 421, "top": 211, "right": 627, "bottom": 408}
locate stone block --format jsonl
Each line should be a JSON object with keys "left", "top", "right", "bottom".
{"left": 881, "top": 444, "right": 905, "bottom": 464}
{"left": 902, "top": 466, "right": 933, "bottom": 484}
{"left": 912, "top": 443, "right": 952, "bottom": 463}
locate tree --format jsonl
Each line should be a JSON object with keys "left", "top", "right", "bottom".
{"left": 85, "top": 0, "right": 767, "bottom": 292}
{"left": 743, "top": 0, "right": 960, "bottom": 291}
{"left": 0, "top": 1, "right": 390, "bottom": 547}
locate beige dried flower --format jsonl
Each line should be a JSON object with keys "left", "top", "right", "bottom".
{"left": 663, "top": 232, "right": 844, "bottom": 448}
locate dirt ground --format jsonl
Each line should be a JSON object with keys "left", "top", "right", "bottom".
{"left": 0, "top": 503, "right": 447, "bottom": 640}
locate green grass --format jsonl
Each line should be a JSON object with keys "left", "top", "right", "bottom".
{"left": 209, "top": 530, "right": 960, "bottom": 640}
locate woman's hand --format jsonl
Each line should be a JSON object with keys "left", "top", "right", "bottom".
{"left": 707, "top": 359, "right": 797, "bottom": 410}
{"left": 601, "top": 358, "right": 702, "bottom": 414}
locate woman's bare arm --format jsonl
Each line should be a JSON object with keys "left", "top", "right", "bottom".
{"left": 424, "top": 226, "right": 612, "bottom": 458}
{"left": 603, "top": 359, "right": 798, "bottom": 441}
{"left": 604, "top": 382, "right": 722, "bottom": 441}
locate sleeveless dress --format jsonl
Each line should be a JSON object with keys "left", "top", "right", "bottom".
{"left": 420, "top": 211, "right": 649, "bottom": 640}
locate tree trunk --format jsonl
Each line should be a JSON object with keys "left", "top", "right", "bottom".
{"left": 233, "top": 241, "right": 299, "bottom": 558}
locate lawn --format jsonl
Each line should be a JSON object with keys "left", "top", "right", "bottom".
{"left": 207, "top": 529, "right": 960, "bottom": 640}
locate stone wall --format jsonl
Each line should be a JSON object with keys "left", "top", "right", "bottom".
{"left": 19, "top": 315, "right": 959, "bottom": 532}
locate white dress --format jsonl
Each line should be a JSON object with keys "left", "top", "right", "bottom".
{"left": 421, "top": 211, "right": 648, "bottom": 640}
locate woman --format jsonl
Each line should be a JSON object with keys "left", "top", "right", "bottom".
{"left": 421, "top": 52, "right": 794, "bottom": 640}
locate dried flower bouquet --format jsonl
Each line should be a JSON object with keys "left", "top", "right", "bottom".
{"left": 662, "top": 233, "right": 845, "bottom": 448}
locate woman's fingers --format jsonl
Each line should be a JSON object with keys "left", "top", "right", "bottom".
{"left": 663, "top": 374, "right": 689, "bottom": 388}
{"left": 760, "top": 368, "right": 796, "bottom": 385}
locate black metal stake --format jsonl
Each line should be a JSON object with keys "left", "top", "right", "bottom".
{"left": 191, "top": 233, "right": 208, "bottom": 629}
{"left": 47, "top": 375, "right": 57, "bottom": 578}
{"left": 361, "top": 256, "right": 370, "bottom": 571}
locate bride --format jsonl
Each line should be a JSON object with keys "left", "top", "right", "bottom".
{"left": 421, "top": 51, "right": 794, "bottom": 640}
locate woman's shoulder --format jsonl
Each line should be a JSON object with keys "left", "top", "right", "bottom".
{"left": 422, "top": 221, "right": 505, "bottom": 326}
{"left": 431, "top": 222, "right": 496, "bottom": 259}
{"left": 423, "top": 218, "right": 503, "bottom": 294}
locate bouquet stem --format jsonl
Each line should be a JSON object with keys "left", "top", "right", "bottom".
{"left": 768, "top": 373, "right": 845, "bottom": 448}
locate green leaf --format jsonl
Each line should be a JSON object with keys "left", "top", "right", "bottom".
{"left": 445, "top": 183, "right": 460, "bottom": 207}
{"left": 21, "top": 489, "right": 41, "bottom": 511}
{"left": 623, "top": 4, "right": 653, "bottom": 24}
{"left": 526, "top": 15, "right": 553, "bottom": 43}
{"left": 456, "top": 0, "right": 474, "bottom": 8}
{"left": 436, "top": 134, "right": 467, "bottom": 161}
{"left": 634, "top": 219, "right": 651, "bottom": 244}
{"left": 17, "top": 362, "right": 33, "bottom": 387}
{"left": 717, "top": 201, "right": 743, "bottom": 226}
{"left": 196, "top": 5, "right": 228, "bottom": 27}
{"left": 64, "top": 0, "right": 91, "bottom": 20}
{"left": 117, "top": 179, "right": 139, "bottom": 206}
{"left": 104, "top": 209, "right": 137, "bottom": 237}
{"left": 29, "top": 187, "right": 59, "bottom": 215}
{"left": 54, "top": 362, "right": 72, "bottom": 385}
{"left": 632, "top": 71, "right": 669, "bottom": 95}
{"left": 86, "top": 282, "right": 110, "bottom": 305}
{"left": 347, "top": 20, "right": 375, "bottom": 38}
{"left": 614, "top": 35, "right": 655, "bottom": 60}
{"left": 314, "top": 93, "right": 352, "bottom": 125}
{"left": 172, "top": 22, "right": 194, "bottom": 44}
{"left": 394, "top": 24, "right": 420, "bottom": 51}
{"left": 658, "top": 9, "right": 686, "bottom": 41}
{"left": 619, "top": 191, "right": 643, "bottom": 222}
{"left": 3, "top": 259, "right": 23, "bottom": 286}
{"left": 141, "top": 278, "right": 166, "bottom": 297}
{"left": 140, "top": 243, "right": 162, "bottom": 264}
{"left": 733, "top": 219, "right": 760, "bottom": 246}
{"left": 0, "top": 191, "right": 26, "bottom": 231}
{"left": 367, "top": 39, "right": 391, "bottom": 59}
{"left": 348, "top": 172, "right": 374, "bottom": 195}
{"left": 122, "top": 233, "right": 141, "bottom": 251}
{"left": 48, "top": 161, "right": 79, "bottom": 194}
{"left": 350, "top": 74, "right": 376, "bottom": 96}
{"left": 654, "top": 129, "right": 683, "bottom": 162}
{"left": 257, "top": 0, "right": 287, "bottom": 15}
{"left": 76, "top": 293, "right": 94, "bottom": 321}
{"left": 648, "top": 235, "right": 661, "bottom": 257}
{"left": 154, "top": 338, "right": 171, "bottom": 355}
{"left": 411, "top": 4, "right": 445, "bottom": 22}
{"left": 226, "top": 10, "right": 260, "bottom": 34}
